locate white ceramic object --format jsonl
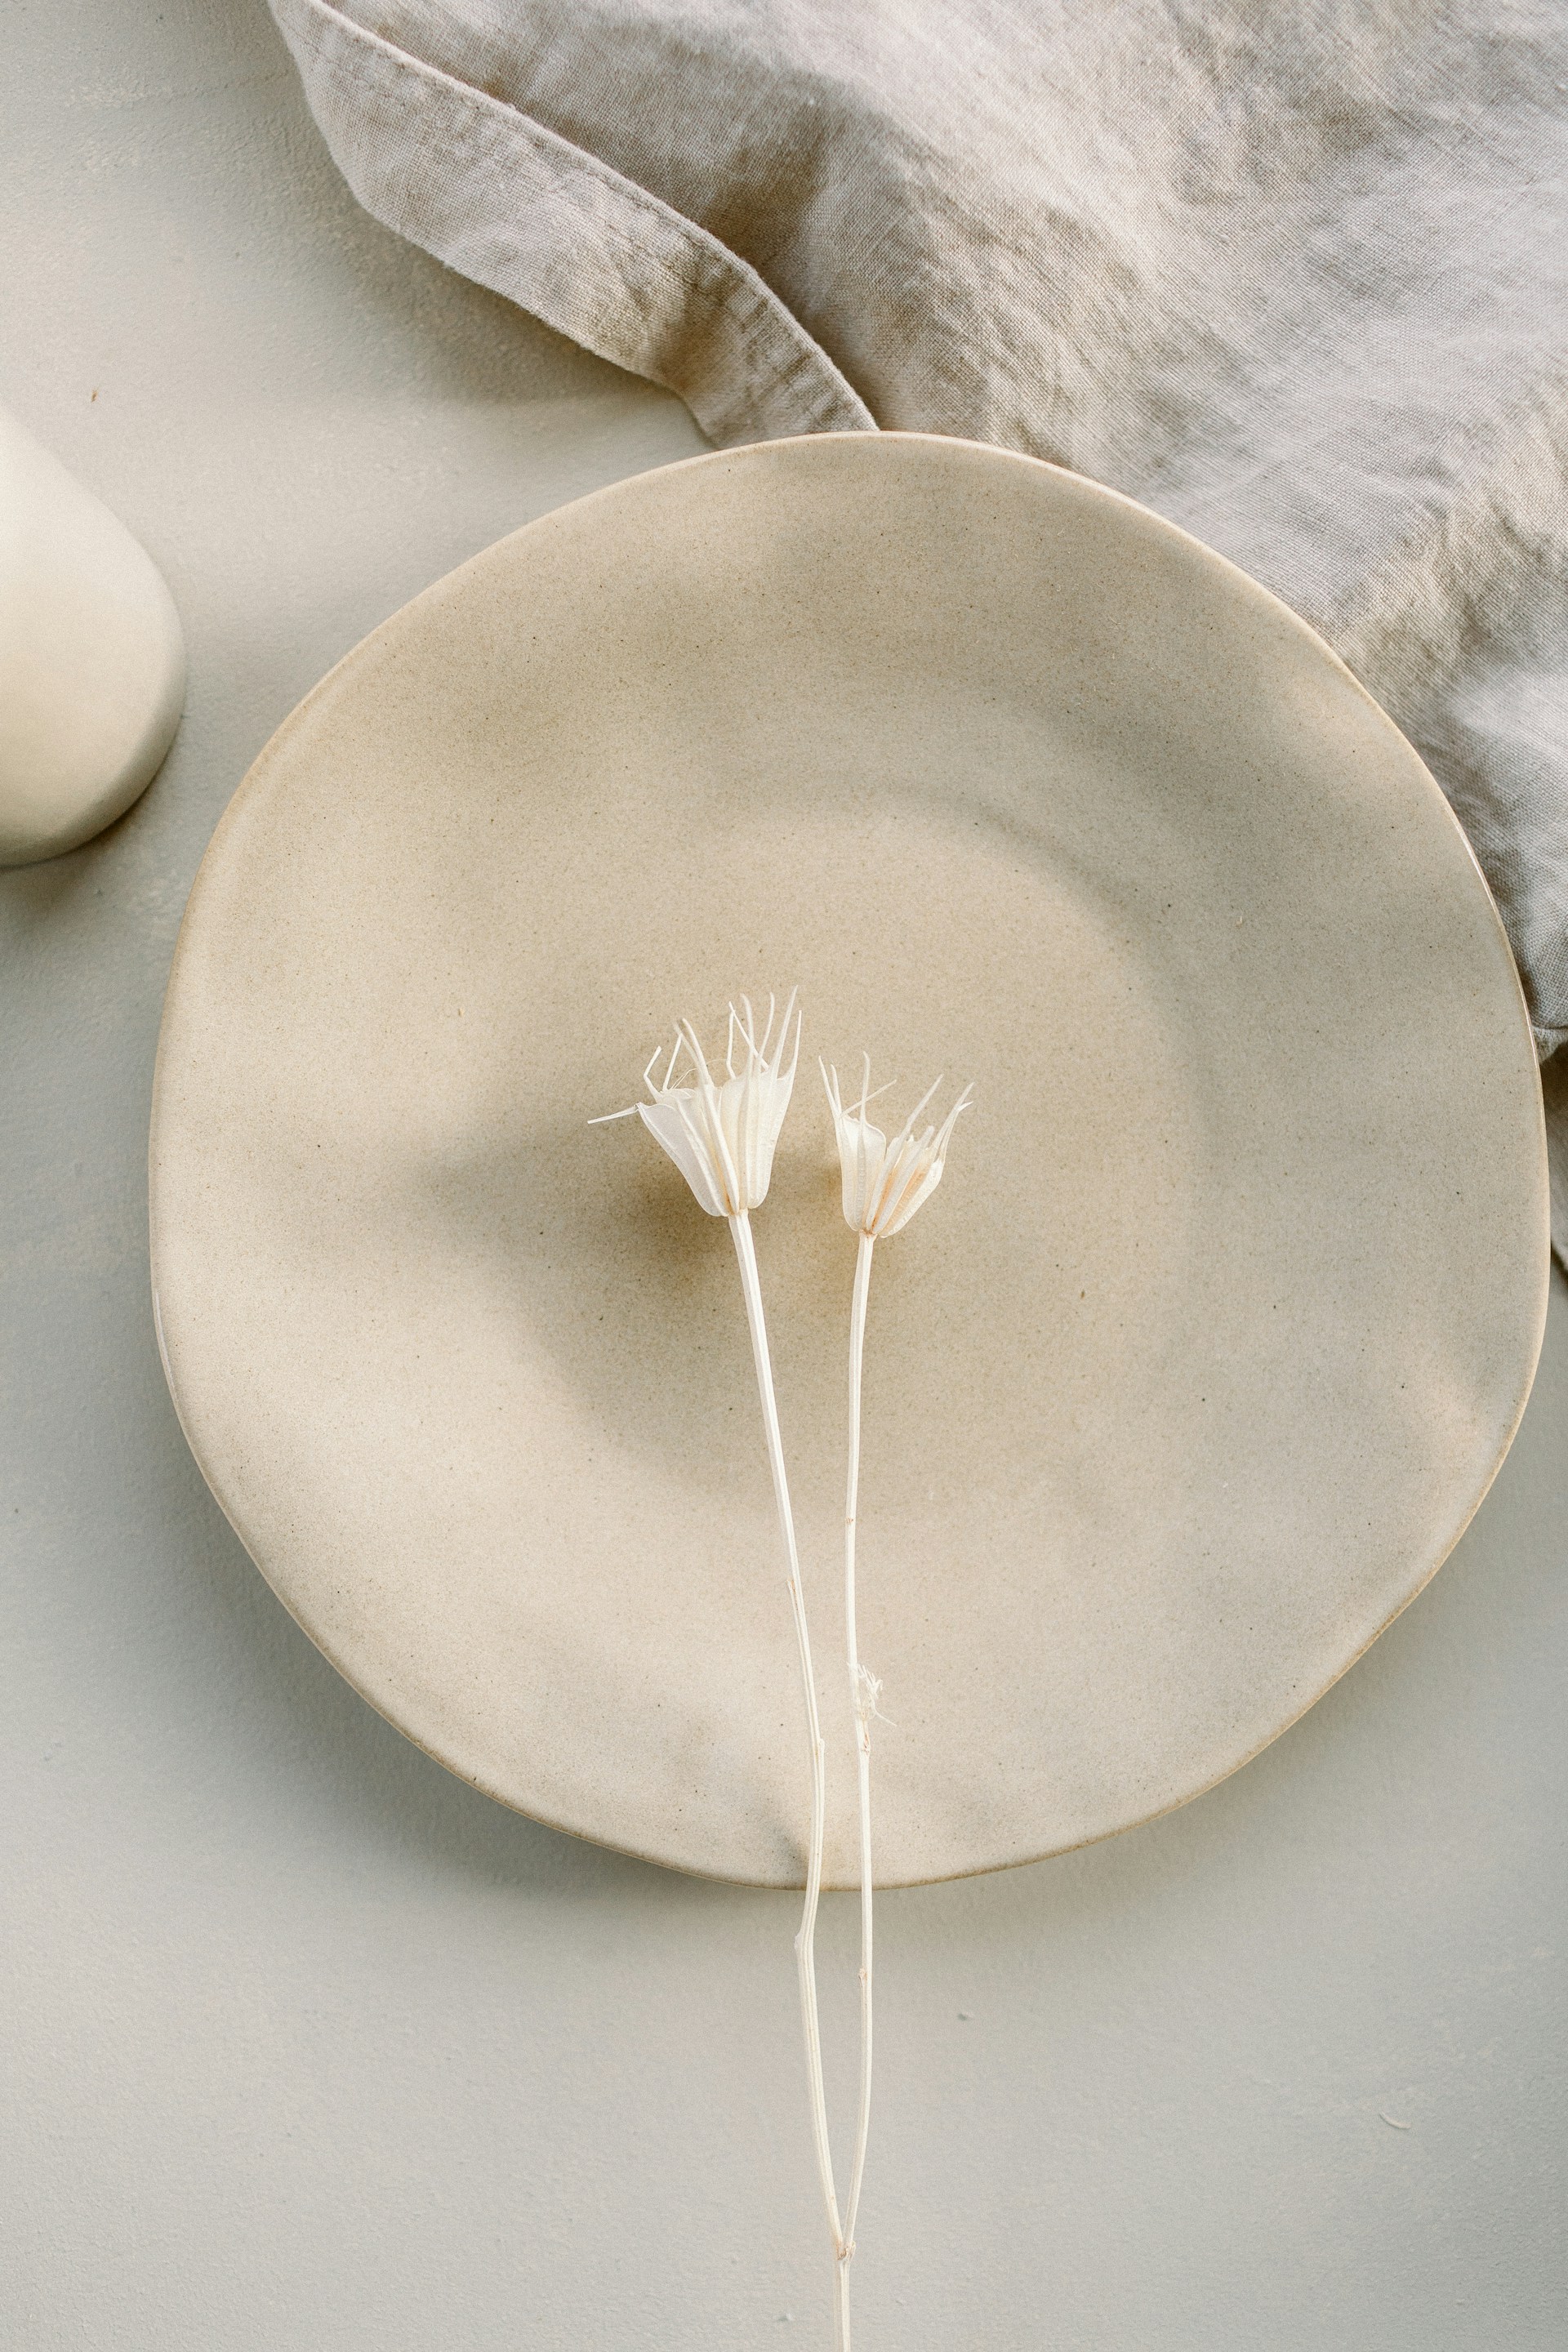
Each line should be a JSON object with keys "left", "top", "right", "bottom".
{"left": 0, "top": 407, "right": 185, "bottom": 866}
{"left": 149, "top": 434, "right": 1548, "bottom": 1887}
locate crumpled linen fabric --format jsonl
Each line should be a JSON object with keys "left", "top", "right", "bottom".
{"left": 270, "top": 0, "right": 1568, "bottom": 1255}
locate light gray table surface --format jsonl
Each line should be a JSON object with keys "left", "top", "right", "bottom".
{"left": 4, "top": 7, "right": 1565, "bottom": 2347}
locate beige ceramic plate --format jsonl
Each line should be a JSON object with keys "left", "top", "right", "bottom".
{"left": 150, "top": 434, "right": 1548, "bottom": 1887}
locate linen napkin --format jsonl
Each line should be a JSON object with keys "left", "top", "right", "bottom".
{"left": 270, "top": 0, "right": 1568, "bottom": 1258}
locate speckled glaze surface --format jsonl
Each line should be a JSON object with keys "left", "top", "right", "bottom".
{"left": 149, "top": 434, "right": 1548, "bottom": 1887}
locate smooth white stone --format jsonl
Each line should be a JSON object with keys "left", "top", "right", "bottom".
{"left": 0, "top": 406, "right": 185, "bottom": 866}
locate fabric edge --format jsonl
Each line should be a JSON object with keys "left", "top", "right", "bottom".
{"left": 268, "top": 0, "right": 876, "bottom": 448}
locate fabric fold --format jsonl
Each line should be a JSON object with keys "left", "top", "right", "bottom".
{"left": 269, "top": 0, "right": 874, "bottom": 446}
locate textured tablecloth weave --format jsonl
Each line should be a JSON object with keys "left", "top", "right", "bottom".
{"left": 270, "top": 0, "right": 1568, "bottom": 1255}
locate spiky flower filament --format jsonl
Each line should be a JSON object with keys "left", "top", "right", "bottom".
{"left": 822, "top": 1054, "right": 973, "bottom": 1239}
{"left": 595, "top": 992, "right": 800, "bottom": 1217}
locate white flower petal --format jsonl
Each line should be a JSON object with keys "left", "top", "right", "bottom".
{"left": 638, "top": 1094, "right": 728, "bottom": 1215}
{"left": 876, "top": 1153, "right": 946, "bottom": 1236}
{"left": 609, "top": 992, "right": 801, "bottom": 1218}
{"left": 822, "top": 1062, "right": 971, "bottom": 1238}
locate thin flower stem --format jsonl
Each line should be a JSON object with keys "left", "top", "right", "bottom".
{"left": 841, "top": 1231, "right": 877, "bottom": 2302}
{"left": 728, "top": 1212, "right": 845, "bottom": 2317}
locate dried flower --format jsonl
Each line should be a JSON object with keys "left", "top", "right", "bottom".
{"left": 822, "top": 1057, "right": 972, "bottom": 1239}
{"left": 595, "top": 988, "right": 846, "bottom": 2330}
{"left": 595, "top": 993, "right": 800, "bottom": 1217}
{"left": 821, "top": 1051, "right": 971, "bottom": 2348}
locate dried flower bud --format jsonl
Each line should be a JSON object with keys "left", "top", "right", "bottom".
{"left": 822, "top": 1058, "right": 971, "bottom": 1239}
{"left": 595, "top": 992, "right": 800, "bottom": 1217}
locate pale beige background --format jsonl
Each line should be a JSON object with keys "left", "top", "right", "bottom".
{"left": 3, "top": 6, "right": 1565, "bottom": 2346}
